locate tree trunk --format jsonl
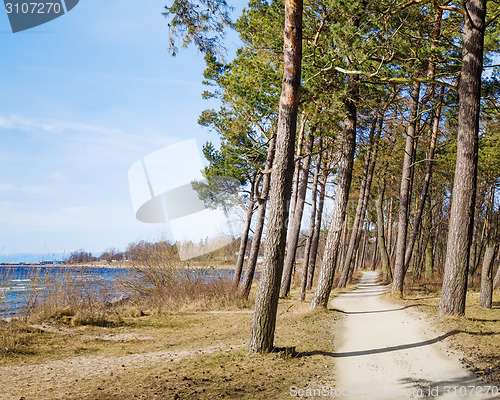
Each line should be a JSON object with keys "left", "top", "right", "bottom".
{"left": 337, "top": 116, "right": 377, "bottom": 287}
{"left": 479, "top": 191, "right": 498, "bottom": 308}
{"left": 239, "top": 136, "right": 276, "bottom": 300}
{"left": 289, "top": 114, "right": 307, "bottom": 228}
{"left": 306, "top": 170, "right": 327, "bottom": 290}
{"left": 479, "top": 242, "right": 498, "bottom": 308}
{"left": 387, "top": 192, "right": 394, "bottom": 260}
{"left": 232, "top": 181, "right": 256, "bottom": 289}
{"left": 299, "top": 139, "right": 323, "bottom": 301}
{"left": 376, "top": 179, "right": 392, "bottom": 282}
{"left": 345, "top": 114, "right": 383, "bottom": 285}
{"left": 359, "top": 221, "right": 369, "bottom": 270}
{"left": 493, "top": 251, "right": 500, "bottom": 290}
{"left": 310, "top": 75, "right": 357, "bottom": 308}
{"left": 281, "top": 130, "right": 315, "bottom": 297}
{"left": 370, "top": 230, "right": 379, "bottom": 271}
{"left": 438, "top": 0, "right": 486, "bottom": 317}
{"left": 248, "top": 0, "right": 303, "bottom": 353}
{"left": 424, "top": 199, "right": 434, "bottom": 279}
{"left": 403, "top": 88, "right": 444, "bottom": 274}
{"left": 392, "top": 80, "right": 421, "bottom": 295}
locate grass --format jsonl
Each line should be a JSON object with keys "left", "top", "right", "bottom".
{"left": 384, "top": 283, "right": 500, "bottom": 385}
{"left": 0, "top": 289, "right": 340, "bottom": 400}
{"left": 0, "top": 257, "right": 344, "bottom": 399}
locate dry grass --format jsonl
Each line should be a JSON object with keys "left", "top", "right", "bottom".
{"left": 120, "top": 264, "right": 252, "bottom": 312}
{"left": 0, "top": 289, "right": 341, "bottom": 400}
{"left": 384, "top": 286, "right": 500, "bottom": 385}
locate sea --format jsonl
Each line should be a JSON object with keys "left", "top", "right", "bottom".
{"left": 0, "top": 265, "right": 236, "bottom": 318}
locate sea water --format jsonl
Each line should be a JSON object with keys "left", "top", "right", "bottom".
{"left": 0, "top": 265, "right": 235, "bottom": 318}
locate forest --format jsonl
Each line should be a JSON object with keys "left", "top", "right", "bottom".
{"left": 164, "top": 0, "right": 500, "bottom": 353}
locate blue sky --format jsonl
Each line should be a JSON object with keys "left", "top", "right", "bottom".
{"left": 0, "top": 1, "right": 242, "bottom": 262}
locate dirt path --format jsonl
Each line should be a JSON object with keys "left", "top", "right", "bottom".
{"left": 331, "top": 271, "right": 499, "bottom": 399}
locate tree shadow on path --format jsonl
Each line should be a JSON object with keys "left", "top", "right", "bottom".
{"left": 328, "top": 304, "right": 425, "bottom": 315}
{"left": 296, "top": 330, "right": 461, "bottom": 358}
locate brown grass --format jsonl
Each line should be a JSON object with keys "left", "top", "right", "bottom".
{"left": 0, "top": 288, "right": 341, "bottom": 400}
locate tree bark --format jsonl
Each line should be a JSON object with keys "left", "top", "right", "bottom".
{"left": 239, "top": 136, "right": 276, "bottom": 300}
{"left": 289, "top": 114, "right": 307, "bottom": 228}
{"left": 438, "top": 0, "right": 486, "bottom": 317}
{"left": 306, "top": 169, "right": 327, "bottom": 290}
{"left": 299, "top": 139, "right": 323, "bottom": 301}
{"left": 479, "top": 242, "right": 498, "bottom": 308}
{"left": 479, "top": 192, "right": 498, "bottom": 308}
{"left": 493, "top": 251, "right": 500, "bottom": 290}
{"left": 403, "top": 88, "right": 444, "bottom": 274}
{"left": 343, "top": 114, "right": 382, "bottom": 286}
{"left": 280, "top": 130, "right": 315, "bottom": 297}
{"left": 370, "top": 228, "right": 379, "bottom": 271}
{"left": 337, "top": 116, "right": 377, "bottom": 287}
{"left": 310, "top": 75, "right": 357, "bottom": 308}
{"left": 232, "top": 180, "right": 256, "bottom": 290}
{"left": 376, "top": 179, "right": 392, "bottom": 282}
{"left": 248, "top": 0, "right": 303, "bottom": 352}
{"left": 392, "top": 81, "right": 421, "bottom": 295}
{"left": 359, "top": 221, "right": 369, "bottom": 271}
{"left": 424, "top": 199, "right": 434, "bottom": 279}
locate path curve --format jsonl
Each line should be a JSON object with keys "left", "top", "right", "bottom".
{"left": 331, "top": 271, "right": 499, "bottom": 399}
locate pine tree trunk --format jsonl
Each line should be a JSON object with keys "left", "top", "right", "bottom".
{"left": 345, "top": 115, "right": 382, "bottom": 285}
{"left": 479, "top": 191, "right": 498, "bottom": 308}
{"left": 371, "top": 231, "right": 379, "bottom": 271}
{"left": 387, "top": 193, "right": 394, "bottom": 261}
{"left": 392, "top": 81, "right": 421, "bottom": 295}
{"left": 248, "top": 0, "right": 303, "bottom": 353}
{"left": 306, "top": 171, "right": 327, "bottom": 290}
{"left": 359, "top": 221, "right": 369, "bottom": 270}
{"left": 438, "top": 0, "right": 486, "bottom": 317}
{"left": 299, "top": 139, "right": 323, "bottom": 301}
{"left": 493, "top": 253, "right": 500, "bottom": 290}
{"left": 337, "top": 117, "right": 377, "bottom": 287}
{"left": 403, "top": 88, "right": 444, "bottom": 274}
{"left": 239, "top": 137, "right": 276, "bottom": 300}
{"left": 281, "top": 130, "right": 315, "bottom": 297}
{"left": 232, "top": 182, "right": 256, "bottom": 290}
{"left": 289, "top": 115, "right": 307, "bottom": 228}
{"left": 424, "top": 199, "right": 434, "bottom": 279}
{"left": 310, "top": 75, "right": 357, "bottom": 308}
{"left": 479, "top": 243, "right": 497, "bottom": 308}
{"left": 376, "top": 179, "right": 392, "bottom": 282}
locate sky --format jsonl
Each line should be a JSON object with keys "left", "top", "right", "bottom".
{"left": 0, "top": 1, "right": 243, "bottom": 262}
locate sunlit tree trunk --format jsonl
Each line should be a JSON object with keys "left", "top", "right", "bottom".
{"left": 337, "top": 116, "right": 377, "bottom": 287}
{"left": 281, "top": 130, "right": 315, "bottom": 297}
{"left": 403, "top": 88, "right": 444, "bottom": 274}
{"left": 392, "top": 81, "right": 421, "bottom": 295}
{"left": 232, "top": 179, "right": 257, "bottom": 289}
{"left": 239, "top": 136, "right": 276, "bottom": 300}
{"left": 479, "top": 241, "right": 497, "bottom": 308}
{"left": 311, "top": 76, "right": 357, "bottom": 308}
{"left": 376, "top": 178, "right": 392, "bottom": 282}
{"left": 289, "top": 115, "right": 307, "bottom": 228}
{"left": 306, "top": 170, "right": 328, "bottom": 290}
{"left": 439, "top": 0, "right": 486, "bottom": 317}
{"left": 299, "top": 139, "right": 322, "bottom": 301}
{"left": 248, "top": 0, "right": 303, "bottom": 352}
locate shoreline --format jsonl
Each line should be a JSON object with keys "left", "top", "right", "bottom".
{"left": 0, "top": 261, "right": 239, "bottom": 271}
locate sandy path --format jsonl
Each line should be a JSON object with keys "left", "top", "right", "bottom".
{"left": 331, "top": 271, "right": 499, "bottom": 400}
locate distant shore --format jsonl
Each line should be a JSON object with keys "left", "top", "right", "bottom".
{"left": 0, "top": 261, "right": 239, "bottom": 270}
